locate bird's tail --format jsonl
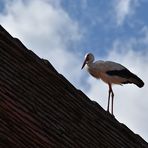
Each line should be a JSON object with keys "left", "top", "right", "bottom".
{"left": 129, "top": 74, "right": 144, "bottom": 88}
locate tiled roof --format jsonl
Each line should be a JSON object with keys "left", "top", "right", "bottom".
{"left": 0, "top": 25, "right": 148, "bottom": 148}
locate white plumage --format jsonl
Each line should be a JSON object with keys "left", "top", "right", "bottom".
{"left": 81, "top": 53, "right": 144, "bottom": 115}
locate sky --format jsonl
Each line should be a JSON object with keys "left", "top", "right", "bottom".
{"left": 0, "top": 0, "right": 148, "bottom": 141}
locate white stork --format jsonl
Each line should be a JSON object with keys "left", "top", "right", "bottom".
{"left": 81, "top": 53, "right": 144, "bottom": 115}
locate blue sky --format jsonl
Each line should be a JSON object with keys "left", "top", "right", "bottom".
{"left": 0, "top": 0, "right": 148, "bottom": 141}
{"left": 0, "top": 0, "right": 4, "bottom": 11}
{"left": 61, "top": 0, "right": 148, "bottom": 54}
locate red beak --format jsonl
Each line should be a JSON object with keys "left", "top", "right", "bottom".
{"left": 81, "top": 59, "right": 86, "bottom": 69}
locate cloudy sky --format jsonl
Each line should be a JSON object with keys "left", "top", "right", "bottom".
{"left": 0, "top": 0, "right": 148, "bottom": 141}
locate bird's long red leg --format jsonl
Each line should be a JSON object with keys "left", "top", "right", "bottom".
{"left": 110, "top": 85, "right": 114, "bottom": 115}
{"left": 107, "top": 84, "right": 111, "bottom": 112}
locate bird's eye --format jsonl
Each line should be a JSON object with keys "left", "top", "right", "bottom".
{"left": 86, "top": 55, "right": 89, "bottom": 61}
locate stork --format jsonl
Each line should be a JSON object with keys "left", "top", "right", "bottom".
{"left": 81, "top": 53, "right": 144, "bottom": 115}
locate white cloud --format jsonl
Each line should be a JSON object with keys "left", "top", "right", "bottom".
{"left": 113, "top": 0, "right": 139, "bottom": 26}
{"left": 0, "top": 0, "right": 84, "bottom": 86}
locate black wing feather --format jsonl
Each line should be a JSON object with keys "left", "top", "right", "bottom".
{"left": 106, "top": 68, "right": 135, "bottom": 79}
{"left": 106, "top": 69, "right": 144, "bottom": 88}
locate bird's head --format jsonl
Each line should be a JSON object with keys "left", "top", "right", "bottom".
{"left": 81, "top": 53, "right": 94, "bottom": 69}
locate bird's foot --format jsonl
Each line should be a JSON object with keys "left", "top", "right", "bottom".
{"left": 111, "top": 114, "right": 115, "bottom": 118}
{"left": 106, "top": 110, "right": 110, "bottom": 115}
{"left": 106, "top": 110, "right": 115, "bottom": 118}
